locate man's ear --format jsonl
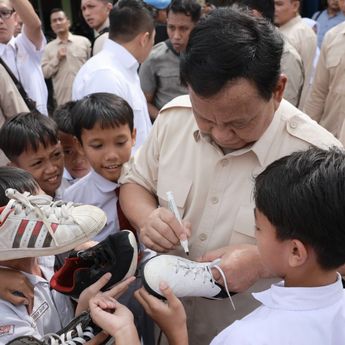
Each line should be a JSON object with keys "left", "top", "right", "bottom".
{"left": 272, "top": 74, "right": 287, "bottom": 111}
{"left": 288, "top": 239, "right": 308, "bottom": 268}
{"left": 131, "top": 128, "right": 137, "bottom": 147}
{"left": 138, "top": 31, "right": 150, "bottom": 47}
{"left": 106, "top": 2, "right": 113, "bottom": 12}
{"left": 292, "top": 0, "right": 300, "bottom": 15}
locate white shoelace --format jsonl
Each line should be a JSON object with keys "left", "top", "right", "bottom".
{"left": 5, "top": 188, "right": 77, "bottom": 246}
{"left": 43, "top": 324, "right": 95, "bottom": 345}
{"left": 175, "top": 258, "right": 236, "bottom": 310}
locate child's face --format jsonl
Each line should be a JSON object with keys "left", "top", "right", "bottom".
{"left": 254, "top": 208, "right": 290, "bottom": 277}
{"left": 80, "top": 123, "right": 136, "bottom": 182}
{"left": 12, "top": 142, "right": 64, "bottom": 197}
{"left": 59, "top": 131, "right": 91, "bottom": 179}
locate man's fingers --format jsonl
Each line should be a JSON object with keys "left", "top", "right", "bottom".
{"left": 90, "top": 272, "right": 112, "bottom": 292}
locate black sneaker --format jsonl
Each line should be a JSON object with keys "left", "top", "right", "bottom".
{"left": 6, "top": 312, "right": 101, "bottom": 345}
{"left": 50, "top": 230, "right": 138, "bottom": 298}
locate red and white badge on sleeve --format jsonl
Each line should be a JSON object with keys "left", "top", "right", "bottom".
{"left": 0, "top": 325, "right": 15, "bottom": 337}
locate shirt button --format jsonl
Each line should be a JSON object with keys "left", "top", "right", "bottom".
{"left": 211, "top": 196, "right": 219, "bottom": 204}
{"left": 199, "top": 233, "right": 207, "bottom": 241}
{"left": 290, "top": 121, "right": 298, "bottom": 129}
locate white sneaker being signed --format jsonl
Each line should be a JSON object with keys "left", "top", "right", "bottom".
{"left": 0, "top": 188, "right": 107, "bottom": 260}
{"left": 143, "top": 254, "right": 235, "bottom": 308}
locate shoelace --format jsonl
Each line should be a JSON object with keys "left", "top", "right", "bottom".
{"left": 5, "top": 188, "right": 77, "bottom": 246}
{"left": 175, "top": 258, "right": 236, "bottom": 310}
{"left": 43, "top": 323, "right": 95, "bottom": 345}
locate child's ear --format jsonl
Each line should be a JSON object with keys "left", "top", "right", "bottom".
{"left": 288, "top": 239, "right": 308, "bottom": 268}
{"left": 131, "top": 128, "right": 137, "bottom": 147}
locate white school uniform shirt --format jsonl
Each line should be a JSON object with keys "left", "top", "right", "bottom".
{"left": 0, "top": 264, "right": 74, "bottom": 343}
{"left": 211, "top": 274, "right": 345, "bottom": 345}
{"left": 0, "top": 29, "right": 48, "bottom": 115}
{"left": 72, "top": 39, "right": 152, "bottom": 154}
{"left": 63, "top": 170, "right": 120, "bottom": 242}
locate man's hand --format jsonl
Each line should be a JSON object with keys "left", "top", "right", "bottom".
{"left": 58, "top": 46, "right": 67, "bottom": 60}
{"left": 199, "top": 244, "right": 270, "bottom": 292}
{"left": 139, "top": 207, "right": 191, "bottom": 253}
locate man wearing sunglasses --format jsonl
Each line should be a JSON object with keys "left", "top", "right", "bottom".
{"left": 0, "top": 0, "right": 48, "bottom": 115}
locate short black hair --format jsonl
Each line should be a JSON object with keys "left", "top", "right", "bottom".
{"left": 51, "top": 101, "right": 77, "bottom": 135}
{"left": 109, "top": 0, "right": 154, "bottom": 43}
{"left": 168, "top": 0, "right": 202, "bottom": 23}
{"left": 71, "top": 93, "right": 134, "bottom": 143}
{"left": 180, "top": 6, "right": 283, "bottom": 100}
{"left": 230, "top": 0, "right": 274, "bottom": 23}
{"left": 50, "top": 8, "right": 65, "bottom": 16}
{"left": 0, "top": 112, "right": 59, "bottom": 161}
{"left": 0, "top": 167, "right": 40, "bottom": 206}
{"left": 254, "top": 147, "right": 345, "bottom": 270}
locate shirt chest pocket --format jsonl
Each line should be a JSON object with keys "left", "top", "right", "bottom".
{"left": 326, "top": 55, "right": 345, "bottom": 95}
{"left": 156, "top": 172, "right": 192, "bottom": 220}
{"left": 230, "top": 206, "right": 256, "bottom": 245}
{"left": 157, "top": 69, "right": 181, "bottom": 86}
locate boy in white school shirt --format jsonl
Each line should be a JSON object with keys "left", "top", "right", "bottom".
{"left": 90, "top": 147, "right": 345, "bottom": 345}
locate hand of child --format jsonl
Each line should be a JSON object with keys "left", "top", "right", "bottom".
{"left": 0, "top": 268, "right": 34, "bottom": 314}
{"left": 89, "top": 294, "right": 141, "bottom": 345}
{"left": 76, "top": 273, "right": 135, "bottom": 316}
{"left": 134, "top": 282, "right": 188, "bottom": 345}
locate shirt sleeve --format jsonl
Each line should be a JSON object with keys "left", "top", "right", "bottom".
{"left": 139, "top": 57, "right": 157, "bottom": 95}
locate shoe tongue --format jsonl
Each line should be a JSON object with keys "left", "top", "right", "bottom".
{"left": 29, "top": 194, "right": 53, "bottom": 205}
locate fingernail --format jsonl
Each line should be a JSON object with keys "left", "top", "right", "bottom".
{"left": 159, "top": 281, "right": 168, "bottom": 290}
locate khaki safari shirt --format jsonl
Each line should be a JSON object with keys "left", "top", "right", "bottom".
{"left": 304, "top": 21, "right": 345, "bottom": 139}
{"left": 41, "top": 33, "right": 90, "bottom": 105}
{"left": 120, "top": 95, "right": 341, "bottom": 345}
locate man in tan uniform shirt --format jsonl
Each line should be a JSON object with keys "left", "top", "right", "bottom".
{"left": 119, "top": 7, "right": 341, "bottom": 345}
{"left": 304, "top": 0, "right": 345, "bottom": 139}
{"left": 0, "top": 64, "right": 28, "bottom": 166}
{"left": 275, "top": 0, "right": 317, "bottom": 108}
{"left": 41, "top": 9, "right": 90, "bottom": 106}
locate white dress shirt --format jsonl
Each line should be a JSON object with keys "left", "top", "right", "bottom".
{"left": 0, "top": 30, "right": 48, "bottom": 115}
{"left": 211, "top": 274, "right": 345, "bottom": 345}
{"left": 63, "top": 170, "right": 120, "bottom": 242}
{"left": 72, "top": 39, "right": 152, "bottom": 153}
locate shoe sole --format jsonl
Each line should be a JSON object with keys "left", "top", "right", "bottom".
{"left": 0, "top": 215, "right": 107, "bottom": 260}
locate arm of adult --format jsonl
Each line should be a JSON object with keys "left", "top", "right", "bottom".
{"left": 144, "top": 92, "right": 160, "bottom": 120}
{"left": 199, "top": 244, "right": 272, "bottom": 293}
{"left": 303, "top": 32, "right": 329, "bottom": 122}
{"left": 119, "top": 183, "right": 191, "bottom": 253}
{"left": 41, "top": 46, "right": 64, "bottom": 79}
{"left": 134, "top": 283, "right": 188, "bottom": 345}
{"left": 11, "top": 0, "right": 43, "bottom": 49}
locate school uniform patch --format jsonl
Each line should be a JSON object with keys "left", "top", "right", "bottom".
{"left": 31, "top": 301, "right": 49, "bottom": 321}
{"left": 0, "top": 325, "right": 15, "bottom": 337}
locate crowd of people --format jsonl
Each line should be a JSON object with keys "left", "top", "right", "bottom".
{"left": 0, "top": 0, "right": 345, "bottom": 344}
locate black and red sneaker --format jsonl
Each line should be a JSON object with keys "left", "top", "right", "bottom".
{"left": 50, "top": 230, "right": 138, "bottom": 298}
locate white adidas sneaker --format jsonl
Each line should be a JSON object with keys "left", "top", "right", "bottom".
{"left": 143, "top": 255, "right": 235, "bottom": 308}
{"left": 0, "top": 188, "right": 107, "bottom": 260}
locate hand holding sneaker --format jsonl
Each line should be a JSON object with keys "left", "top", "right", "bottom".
{"left": 135, "top": 282, "right": 188, "bottom": 345}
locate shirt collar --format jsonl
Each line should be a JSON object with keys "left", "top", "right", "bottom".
{"left": 57, "top": 32, "right": 73, "bottom": 44}
{"left": 103, "top": 39, "right": 139, "bottom": 70}
{"left": 91, "top": 170, "right": 119, "bottom": 193}
{"left": 0, "top": 35, "right": 16, "bottom": 55}
{"left": 280, "top": 14, "right": 302, "bottom": 30}
{"left": 94, "top": 18, "right": 109, "bottom": 36}
{"left": 253, "top": 273, "right": 344, "bottom": 311}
